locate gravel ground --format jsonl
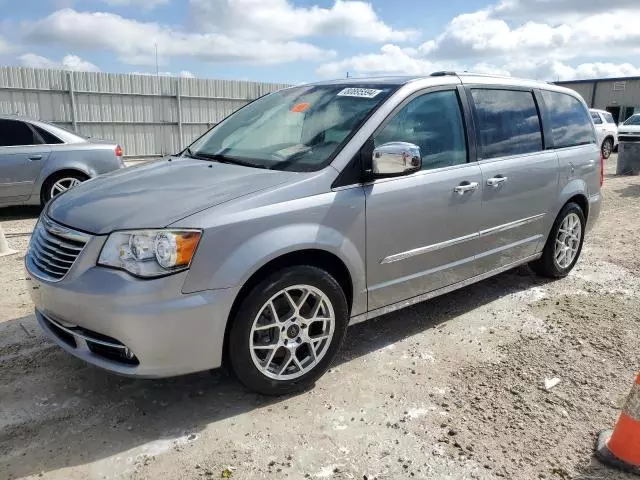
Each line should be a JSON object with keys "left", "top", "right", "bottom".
{"left": 0, "top": 155, "right": 638, "bottom": 480}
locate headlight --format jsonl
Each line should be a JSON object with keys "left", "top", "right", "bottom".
{"left": 98, "top": 229, "right": 202, "bottom": 278}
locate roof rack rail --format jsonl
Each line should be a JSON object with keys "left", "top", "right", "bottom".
{"left": 431, "top": 71, "right": 523, "bottom": 80}
{"left": 430, "top": 71, "right": 458, "bottom": 77}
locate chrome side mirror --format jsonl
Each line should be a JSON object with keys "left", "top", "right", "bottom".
{"left": 372, "top": 142, "right": 422, "bottom": 176}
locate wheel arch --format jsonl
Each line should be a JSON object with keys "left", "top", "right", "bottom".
{"left": 557, "top": 180, "right": 589, "bottom": 221}
{"left": 565, "top": 193, "right": 589, "bottom": 220}
{"left": 39, "top": 168, "right": 91, "bottom": 203}
{"left": 541, "top": 182, "right": 590, "bottom": 248}
{"left": 602, "top": 134, "right": 615, "bottom": 149}
{"left": 221, "top": 248, "right": 354, "bottom": 365}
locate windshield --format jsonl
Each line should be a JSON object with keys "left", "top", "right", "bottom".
{"left": 187, "top": 84, "right": 396, "bottom": 171}
{"left": 603, "top": 112, "right": 615, "bottom": 124}
{"left": 623, "top": 114, "right": 640, "bottom": 126}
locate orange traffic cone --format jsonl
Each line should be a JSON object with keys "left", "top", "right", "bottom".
{"left": 596, "top": 372, "right": 640, "bottom": 475}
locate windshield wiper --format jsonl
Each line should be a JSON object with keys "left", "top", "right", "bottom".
{"left": 196, "top": 152, "right": 267, "bottom": 169}
{"left": 182, "top": 147, "right": 198, "bottom": 159}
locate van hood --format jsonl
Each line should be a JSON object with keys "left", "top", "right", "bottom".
{"left": 47, "top": 157, "right": 298, "bottom": 234}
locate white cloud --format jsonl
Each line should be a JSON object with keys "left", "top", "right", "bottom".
{"left": 418, "top": 9, "right": 640, "bottom": 62}
{"left": 512, "top": 60, "right": 640, "bottom": 81}
{"left": 316, "top": 44, "right": 510, "bottom": 78}
{"left": 319, "top": 3, "right": 640, "bottom": 81}
{"left": 418, "top": 11, "right": 574, "bottom": 60}
{"left": 99, "top": 0, "right": 170, "bottom": 8}
{"left": 18, "top": 53, "right": 101, "bottom": 72}
{"left": 0, "top": 36, "right": 12, "bottom": 54}
{"left": 317, "top": 44, "right": 440, "bottom": 77}
{"left": 22, "top": 9, "right": 333, "bottom": 65}
{"left": 189, "top": 0, "right": 416, "bottom": 42}
{"left": 495, "top": 0, "right": 640, "bottom": 18}
{"left": 316, "top": 45, "right": 639, "bottom": 82}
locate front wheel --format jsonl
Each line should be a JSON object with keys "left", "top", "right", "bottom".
{"left": 228, "top": 266, "right": 348, "bottom": 396}
{"left": 530, "top": 202, "right": 585, "bottom": 278}
{"left": 601, "top": 138, "right": 613, "bottom": 159}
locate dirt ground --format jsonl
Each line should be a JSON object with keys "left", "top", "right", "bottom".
{"left": 1, "top": 155, "right": 638, "bottom": 480}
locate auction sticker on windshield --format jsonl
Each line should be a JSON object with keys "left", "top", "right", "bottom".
{"left": 337, "top": 88, "right": 383, "bottom": 99}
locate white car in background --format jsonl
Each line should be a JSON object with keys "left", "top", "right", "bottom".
{"left": 589, "top": 109, "right": 618, "bottom": 159}
{"left": 618, "top": 113, "right": 640, "bottom": 138}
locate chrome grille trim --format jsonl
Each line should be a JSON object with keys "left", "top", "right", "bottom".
{"left": 44, "top": 313, "right": 127, "bottom": 350}
{"left": 27, "top": 216, "right": 91, "bottom": 282}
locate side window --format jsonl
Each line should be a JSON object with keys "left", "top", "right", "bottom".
{"left": 374, "top": 90, "right": 467, "bottom": 171}
{"left": 471, "top": 89, "right": 543, "bottom": 159}
{"left": 33, "top": 125, "right": 63, "bottom": 144}
{"left": 590, "top": 112, "right": 603, "bottom": 124}
{"left": 0, "top": 119, "right": 38, "bottom": 147}
{"left": 541, "top": 91, "right": 595, "bottom": 148}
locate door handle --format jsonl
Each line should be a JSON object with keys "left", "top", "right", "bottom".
{"left": 28, "top": 155, "right": 43, "bottom": 161}
{"left": 453, "top": 181, "right": 479, "bottom": 195}
{"left": 486, "top": 176, "right": 508, "bottom": 187}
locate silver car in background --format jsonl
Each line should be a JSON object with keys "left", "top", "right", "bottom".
{"left": 26, "top": 73, "right": 601, "bottom": 395}
{"left": 0, "top": 115, "right": 123, "bottom": 207}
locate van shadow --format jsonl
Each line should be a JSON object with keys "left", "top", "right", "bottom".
{"left": 1, "top": 267, "right": 551, "bottom": 478}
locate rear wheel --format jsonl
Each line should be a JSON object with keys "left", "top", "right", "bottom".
{"left": 229, "top": 266, "right": 348, "bottom": 396}
{"left": 41, "top": 172, "right": 88, "bottom": 204}
{"left": 530, "top": 202, "right": 585, "bottom": 278}
{"left": 601, "top": 138, "right": 613, "bottom": 159}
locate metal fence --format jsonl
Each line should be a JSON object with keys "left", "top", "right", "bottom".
{"left": 0, "top": 67, "right": 290, "bottom": 158}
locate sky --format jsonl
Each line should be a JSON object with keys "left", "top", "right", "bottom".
{"left": 0, "top": 0, "right": 639, "bottom": 84}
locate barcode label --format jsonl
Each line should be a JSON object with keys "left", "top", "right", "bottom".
{"left": 337, "top": 88, "right": 383, "bottom": 99}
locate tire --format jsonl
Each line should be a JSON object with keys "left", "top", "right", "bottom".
{"left": 229, "top": 265, "right": 348, "bottom": 396}
{"left": 41, "top": 171, "right": 89, "bottom": 204}
{"left": 530, "top": 202, "right": 585, "bottom": 278}
{"left": 601, "top": 138, "right": 613, "bottom": 159}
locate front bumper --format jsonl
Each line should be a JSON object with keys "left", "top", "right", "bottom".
{"left": 26, "top": 243, "right": 239, "bottom": 378}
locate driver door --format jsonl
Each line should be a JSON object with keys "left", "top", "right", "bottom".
{"left": 0, "top": 119, "right": 51, "bottom": 203}
{"left": 365, "top": 88, "right": 484, "bottom": 311}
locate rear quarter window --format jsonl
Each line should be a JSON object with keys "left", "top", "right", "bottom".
{"left": 33, "top": 125, "right": 63, "bottom": 144}
{"left": 542, "top": 91, "right": 595, "bottom": 148}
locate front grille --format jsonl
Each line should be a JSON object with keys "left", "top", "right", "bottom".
{"left": 27, "top": 216, "right": 90, "bottom": 281}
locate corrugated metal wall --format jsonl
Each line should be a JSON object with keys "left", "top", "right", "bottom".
{"left": 0, "top": 67, "right": 290, "bottom": 157}
{"left": 558, "top": 79, "right": 640, "bottom": 108}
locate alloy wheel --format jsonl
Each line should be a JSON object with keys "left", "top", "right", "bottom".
{"left": 249, "top": 284, "right": 335, "bottom": 381}
{"left": 554, "top": 212, "right": 582, "bottom": 269}
{"left": 50, "top": 177, "right": 82, "bottom": 198}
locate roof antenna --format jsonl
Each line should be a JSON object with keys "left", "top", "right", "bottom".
{"left": 346, "top": 71, "right": 350, "bottom": 78}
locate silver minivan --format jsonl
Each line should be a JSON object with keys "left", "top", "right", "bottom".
{"left": 26, "top": 73, "right": 602, "bottom": 395}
